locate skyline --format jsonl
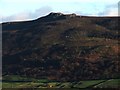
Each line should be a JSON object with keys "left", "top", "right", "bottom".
{"left": 0, "top": 0, "right": 119, "bottom": 22}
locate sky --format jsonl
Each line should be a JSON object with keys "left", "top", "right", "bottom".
{"left": 0, "top": 0, "right": 119, "bottom": 22}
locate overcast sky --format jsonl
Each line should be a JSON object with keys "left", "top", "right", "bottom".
{"left": 0, "top": 0, "right": 119, "bottom": 23}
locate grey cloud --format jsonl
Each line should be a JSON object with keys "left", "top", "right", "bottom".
{"left": 98, "top": 4, "right": 118, "bottom": 16}
{"left": 1, "top": 6, "right": 53, "bottom": 23}
{"left": 118, "top": 2, "right": 120, "bottom": 15}
{"left": 29, "top": 6, "right": 53, "bottom": 19}
{"left": 1, "top": 12, "right": 31, "bottom": 23}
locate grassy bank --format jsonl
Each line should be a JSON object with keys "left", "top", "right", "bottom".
{"left": 2, "top": 75, "right": 120, "bottom": 89}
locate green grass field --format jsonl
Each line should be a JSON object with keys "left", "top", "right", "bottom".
{"left": 94, "top": 79, "right": 120, "bottom": 88}
{"left": 2, "top": 75, "right": 120, "bottom": 89}
{"left": 73, "top": 80, "right": 105, "bottom": 88}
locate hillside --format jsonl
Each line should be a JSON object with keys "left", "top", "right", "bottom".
{"left": 2, "top": 13, "right": 120, "bottom": 81}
